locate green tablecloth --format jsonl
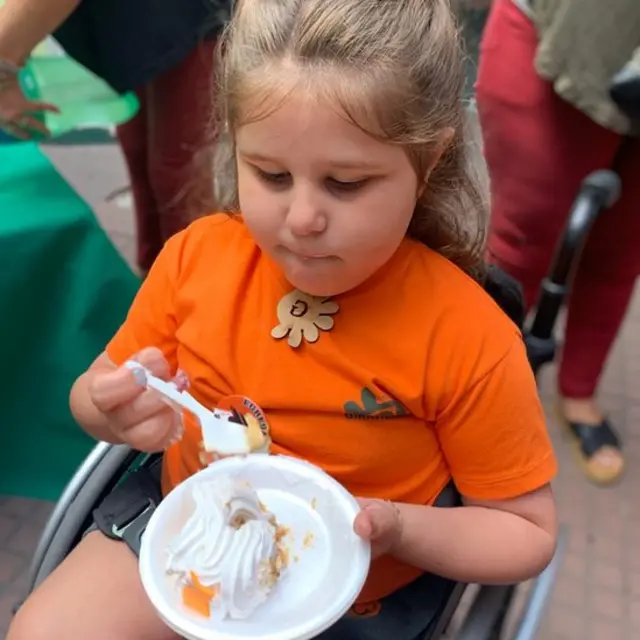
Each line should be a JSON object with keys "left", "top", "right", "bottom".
{"left": 0, "top": 142, "right": 140, "bottom": 500}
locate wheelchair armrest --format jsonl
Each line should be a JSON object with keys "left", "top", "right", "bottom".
{"left": 456, "top": 584, "right": 516, "bottom": 640}
{"left": 423, "top": 581, "right": 468, "bottom": 639}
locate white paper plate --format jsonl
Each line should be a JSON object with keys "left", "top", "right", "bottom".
{"left": 139, "top": 454, "right": 371, "bottom": 640}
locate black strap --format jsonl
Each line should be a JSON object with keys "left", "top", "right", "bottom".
{"left": 92, "top": 460, "right": 162, "bottom": 555}
{"left": 568, "top": 419, "right": 621, "bottom": 458}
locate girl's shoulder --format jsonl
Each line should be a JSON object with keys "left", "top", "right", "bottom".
{"left": 163, "top": 214, "right": 256, "bottom": 277}
{"left": 402, "top": 240, "right": 520, "bottom": 333}
{"left": 177, "top": 213, "right": 250, "bottom": 245}
{"left": 398, "top": 241, "right": 524, "bottom": 382}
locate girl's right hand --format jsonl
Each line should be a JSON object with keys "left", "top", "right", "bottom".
{"left": 88, "top": 347, "right": 184, "bottom": 452}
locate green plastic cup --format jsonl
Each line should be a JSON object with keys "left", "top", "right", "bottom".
{"left": 15, "top": 55, "right": 139, "bottom": 141}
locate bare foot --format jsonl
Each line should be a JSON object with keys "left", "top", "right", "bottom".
{"left": 561, "top": 397, "right": 603, "bottom": 424}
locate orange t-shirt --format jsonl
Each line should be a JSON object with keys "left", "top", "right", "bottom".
{"left": 106, "top": 215, "right": 557, "bottom": 603}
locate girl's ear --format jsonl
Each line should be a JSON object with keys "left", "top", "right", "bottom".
{"left": 417, "top": 127, "right": 455, "bottom": 198}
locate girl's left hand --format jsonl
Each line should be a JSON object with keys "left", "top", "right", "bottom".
{"left": 354, "top": 498, "right": 403, "bottom": 559}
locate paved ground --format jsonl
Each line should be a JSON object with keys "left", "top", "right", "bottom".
{"left": 2, "top": 132, "right": 640, "bottom": 638}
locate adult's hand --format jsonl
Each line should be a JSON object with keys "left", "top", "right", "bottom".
{"left": 0, "top": 70, "right": 59, "bottom": 139}
{"left": 0, "top": 0, "right": 81, "bottom": 138}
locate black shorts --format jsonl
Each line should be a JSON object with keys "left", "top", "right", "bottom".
{"left": 90, "top": 459, "right": 454, "bottom": 640}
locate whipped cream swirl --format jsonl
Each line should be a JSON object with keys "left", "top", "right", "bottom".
{"left": 166, "top": 478, "right": 281, "bottom": 620}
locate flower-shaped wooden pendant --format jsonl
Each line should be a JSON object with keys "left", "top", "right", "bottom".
{"left": 271, "top": 290, "right": 339, "bottom": 348}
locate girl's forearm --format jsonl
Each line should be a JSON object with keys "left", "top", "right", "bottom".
{"left": 69, "top": 369, "right": 123, "bottom": 445}
{"left": 391, "top": 503, "right": 556, "bottom": 585}
{"left": 0, "top": 0, "right": 80, "bottom": 64}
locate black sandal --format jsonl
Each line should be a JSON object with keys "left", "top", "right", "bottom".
{"left": 556, "top": 410, "right": 625, "bottom": 485}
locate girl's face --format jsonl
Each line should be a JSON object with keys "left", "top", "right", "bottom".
{"left": 235, "top": 91, "right": 421, "bottom": 296}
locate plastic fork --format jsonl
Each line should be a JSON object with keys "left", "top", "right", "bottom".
{"left": 124, "top": 361, "right": 251, "bottom": 455}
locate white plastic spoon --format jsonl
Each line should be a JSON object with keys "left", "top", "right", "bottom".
{"left": 124, "top": 361, "right": 250, "bottom": 455}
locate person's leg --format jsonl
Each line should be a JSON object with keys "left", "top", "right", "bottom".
{"left": 475, "top": 0, "right": 625, "bottom": 480}
{"left": 557, "top": 138, "right": 640, "bottom": 480}
{"left": 7, "top": 531, "right": 180, "bottom": 640}
{"left": 115, "top": 89, "right": 162, "bottom": 274}
{"left": 145, "top": 38, "right": 217, "bottom": 249}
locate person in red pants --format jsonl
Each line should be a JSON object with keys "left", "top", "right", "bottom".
{"left": 475, "top": 0, "right": 640, "bottom": 484}
{"left": 0, "top": 0, "right": 229, "bottom": 274}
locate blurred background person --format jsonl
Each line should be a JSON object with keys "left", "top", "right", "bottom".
{"left": 0, "top": 0, "right": 231, "bottom": 274}
{"left": 475, "top": 0, "right": 640, "bottom": 485}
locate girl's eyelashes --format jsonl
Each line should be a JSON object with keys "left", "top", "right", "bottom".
{"left": 253, "top": 167, "right": 370, "bottom": 194}
{"left": 326, "top": 177, "right": 369, "bottom": 194}
{"left": 254, "top": 168, "right": 291, "bottom": 186}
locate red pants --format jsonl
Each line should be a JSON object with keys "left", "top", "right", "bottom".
{"left": 475, "top": 0, "right": 640, "bottom": 398}
{"left": 116, "top": 39, "right": 217, "bottom": 272}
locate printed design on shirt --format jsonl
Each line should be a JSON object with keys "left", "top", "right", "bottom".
{"left": 344, "top": 386, "right": 409, "bottom": 420}
{"left": 198, "top": 395, "right": 271, "bottom": 467}
{"left": 271, "top": 289, "right": 339, "bottom": 348}
{"left": 349, "top": 600, "right": 382, "bottom": 618}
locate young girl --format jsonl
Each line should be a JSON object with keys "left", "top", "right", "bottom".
{"left": 9, "top": 1, "right": 558, "bottom": 638}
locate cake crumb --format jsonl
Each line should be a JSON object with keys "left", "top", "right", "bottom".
{"left": 303, "top": 532, "right": 315, "bottom": 549}
{"left": 275, "top": 524, "right": 290, "bottom": 543}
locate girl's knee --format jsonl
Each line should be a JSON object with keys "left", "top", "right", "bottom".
{"left": 8, "top": 592, "right": 54, "bottom": 640}
{"left": 7, "top": 565, "right": 88, "bottom": 640}
{"left": 6, "top": 532, "right": 170, "bottom": 640}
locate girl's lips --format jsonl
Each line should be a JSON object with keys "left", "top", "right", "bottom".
{"left": 285, "top": 247, "right": 335, "bottom": 260}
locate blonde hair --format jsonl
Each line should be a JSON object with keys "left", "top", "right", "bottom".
{"left": 211, "top": 0, "right": 488, "bottom": 279}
